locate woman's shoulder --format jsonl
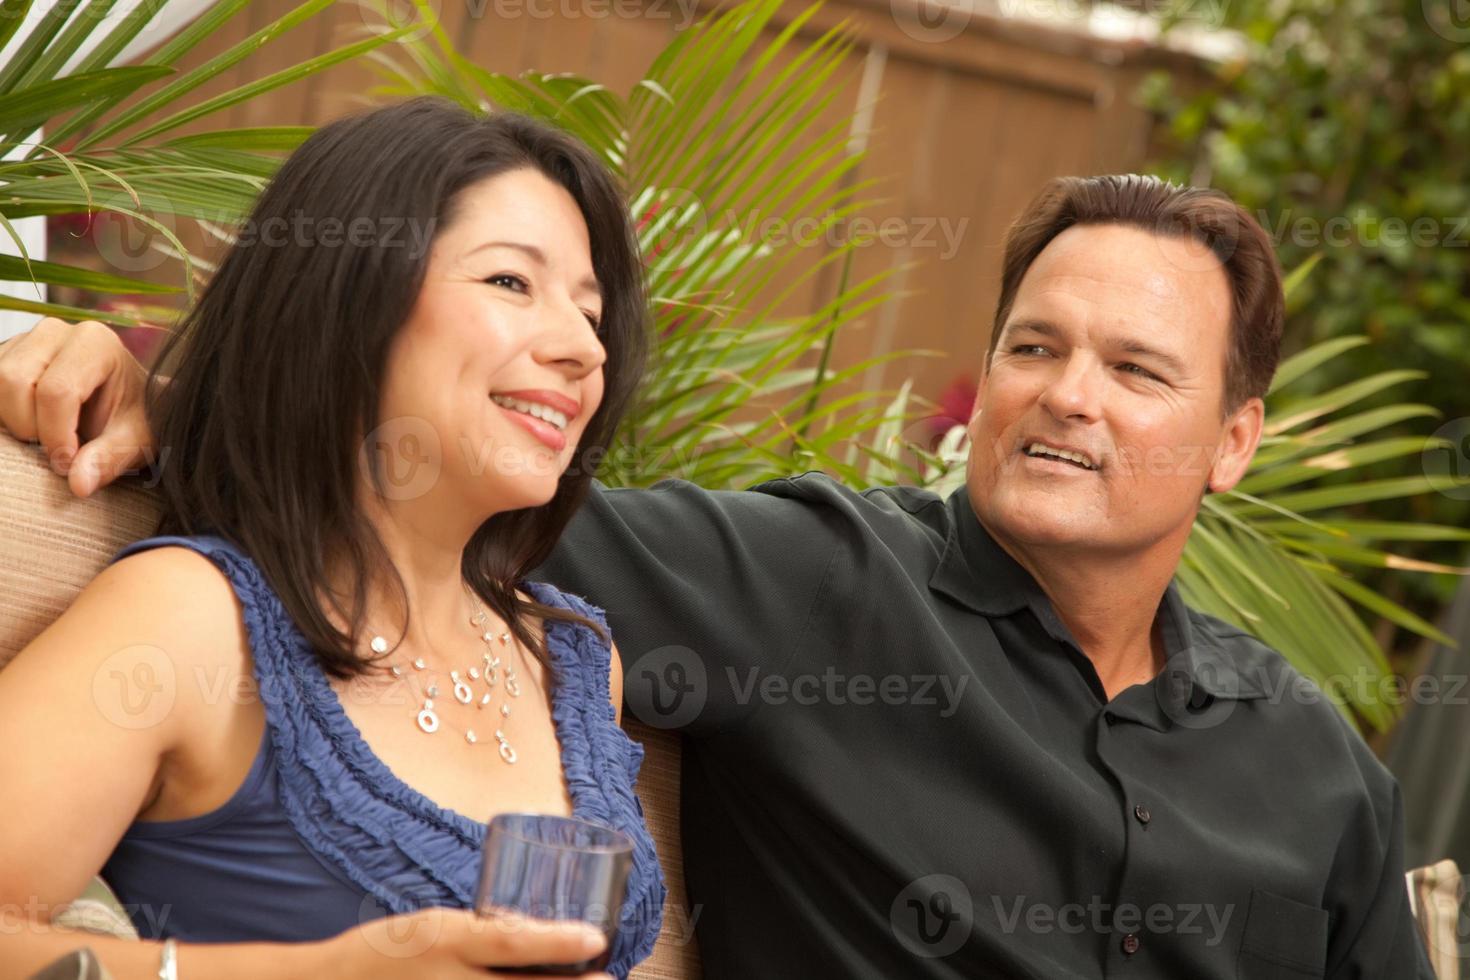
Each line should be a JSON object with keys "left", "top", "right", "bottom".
{"left": 95, "top": 539, "right": 247, "bottom": 649}
{"left": 98, "top": 540, "right": 259, "bottom": 699}
{"left": 521, "top": 580, "right": 606, "bottom": 624}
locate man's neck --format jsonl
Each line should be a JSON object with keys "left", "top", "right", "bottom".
{"left": 988, "top": 527, "right": 1187, "bottom": 701}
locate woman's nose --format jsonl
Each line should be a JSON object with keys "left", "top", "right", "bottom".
{"left": 539, "top": 303, "right": 607, "bottom": 376}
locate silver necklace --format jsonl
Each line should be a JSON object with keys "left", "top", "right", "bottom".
{"left": 367, "top": 593, "right": 524, "bottom": 765}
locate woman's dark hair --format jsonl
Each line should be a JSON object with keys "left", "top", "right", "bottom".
{"left": 146, "top": 96, "right": 648, "bottom": 678}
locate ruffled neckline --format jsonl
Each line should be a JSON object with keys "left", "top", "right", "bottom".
{"left": 293, "top": 578, "right": 600, "bottom": 843}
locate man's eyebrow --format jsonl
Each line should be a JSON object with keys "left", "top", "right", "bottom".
{"left": 1001, "top": 318, "right": 1062, "bottom": 341}
{"left": 467, "top": 240, "right": 601, "bottom": 296}
{"left": 1115, "top": 337, "right": 1189, "bottom": 377}
{"left": 1002, "top": 318, "right": 1188, "bottom": 376}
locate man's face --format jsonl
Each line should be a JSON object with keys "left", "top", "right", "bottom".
{"left": 966, "top": 223, "right": 1262, "bottom": 557}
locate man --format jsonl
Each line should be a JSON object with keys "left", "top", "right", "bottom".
{"left": 0, "top": 175, "right": 1434, "bottom": 978}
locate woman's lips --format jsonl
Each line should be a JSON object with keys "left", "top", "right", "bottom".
{"left": 494, "top": 400, "right": 568, "bottom": 453}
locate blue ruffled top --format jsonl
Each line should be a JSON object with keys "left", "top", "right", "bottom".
{"left": 100, "top": 534, "right": 664, "bottom": 977}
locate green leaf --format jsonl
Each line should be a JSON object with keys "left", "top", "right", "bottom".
{"left": 163, "top": 127, "right": 315, "bottom": 153}
{"left": 119, "top": 26, "right": 414, "bottom": 146}
{"left": 0, "top": 65, "right": 173, "bottom": 143}
{"left": 1280, "top": 252, "right": 1322, "bottom": 301}
{"left": 43, "top": 0, "right": 255, "bottom": 151}
{"left": 74, "top": 0, "right": 333, "bottom": 151}
{"left": 0, "top": 293, "right": 151, "bottom": 328}
{"left": 1266, "top": 370, "right": 1426, "bottom": 434}
{"left": 0, "top": 0, "right": 36, "bottom": 60}
{"left": 0, "top": 0, "right": 74, "bottom": 95}
{"left": 1268, "top": 335, "right": 1369, "bottom": 394}
{"left": 0, "top": 253, "right": 182, "bottom": 294}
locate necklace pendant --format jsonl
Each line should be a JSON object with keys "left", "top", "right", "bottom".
{"left": 416, "top": 703, "right": 439, "bottom": 734}
{"left": 413, "top": 657, "right": 426, "bottom": 670}
{"left": 390, "top": 665, "right": 402, "bottom": 677}
{"left": 469, "top": 667, "right": 480, "bottom": 680}
{"left": 506, "top": 677, "right": 521, "bottom": 698}
{"left": 465, "top": 729, "right": 477, "bottom": 744}
{"left": 500, "top": 704, "right": 510, "bottom": 717}
{"left": 453, "top": 678, "right": 473, "bottom": 705}
{"left": 370, "top": 636, "right": 388, "bottom": 655}
{"left": 427, "top": 683, "right": 439, "bottom": 698}
{"left": 499, "top": 632, "right": 511, "bottom": 645}
{"left": 498, "top": 741, "right": 517, "bottom": 764}
{"left": 479, "top": 693, "right": 491, "bottom": 708}
{"left": 482, "top": 631, "right": 494, "bottom": 644}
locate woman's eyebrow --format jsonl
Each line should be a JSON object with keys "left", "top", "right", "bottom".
{"left": 467, "top": 240, "right": 600, "bottom": 295}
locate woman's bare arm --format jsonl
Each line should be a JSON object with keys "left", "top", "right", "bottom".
{"left": 0, "top": 547, "right": 613, "bottom": 979}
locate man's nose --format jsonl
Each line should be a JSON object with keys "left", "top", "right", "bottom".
{"left": 1038, "top": 355, "right": 1102, "bottom": 421}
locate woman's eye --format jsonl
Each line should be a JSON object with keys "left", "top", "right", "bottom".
{"left": 484, "top": 273, "right": 529, "bottom": 293}
{"left": 582, "top": 311, "right": 604, "bottom": 335}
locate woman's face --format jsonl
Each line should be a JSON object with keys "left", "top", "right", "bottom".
{"left": 369, "top": 167, "right": 608, "bottom": 520}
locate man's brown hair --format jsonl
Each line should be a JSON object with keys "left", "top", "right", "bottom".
{"left": 986, "top": 174, "right": 1284, "bottom": 414}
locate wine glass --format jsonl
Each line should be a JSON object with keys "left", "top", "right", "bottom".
{"left": 474, "top": 813, "right": 635, "bottom": 975}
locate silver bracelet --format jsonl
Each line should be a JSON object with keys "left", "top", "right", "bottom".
{"left": 158, "top": 937, "right": 178, "bottom": 980}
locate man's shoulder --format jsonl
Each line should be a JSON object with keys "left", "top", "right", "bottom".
{"left": 751, "top": 472, "right": 949, "bottom": 532}
{"left": 1185, "top": 604, "right": 1395, "bottom": 790}
{"left": 593, "top": 472, "right": 952, "bottom": 550}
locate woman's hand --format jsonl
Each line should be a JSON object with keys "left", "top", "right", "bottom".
{"left": 319, "top": 906, "right": 614, "bottom": 979}
{"left": 0, "top": 316, "right": 154, "bottom": 496}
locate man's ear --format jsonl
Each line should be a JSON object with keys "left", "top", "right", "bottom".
{"left": 1208, "top": 396, "right": 1265, "bottom": 493}
{"left": 966, "top": 361, "right": 989, "bottom": 436}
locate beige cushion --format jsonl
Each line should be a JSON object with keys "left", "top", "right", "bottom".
{"left": 1408, "top": 859, "right": 1464, "bottom": 980}
{"left": 0, "top": 431, "right": 699, "bottom": 978}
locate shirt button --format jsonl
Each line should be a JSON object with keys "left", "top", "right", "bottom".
{"left": 1134, "top": 804, "right": 1151, "bottom": 825}
{"left": 1121, "top": 933, "right": 1141, "bottom": 955}
{"left": 1104, "top": 713, "right": 1117, "bottom": 727}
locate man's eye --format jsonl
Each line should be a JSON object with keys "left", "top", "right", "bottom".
{"left": 1010, "top": 344, "right": 1049, "bottom": 356}
{"left": 1119, "top": 362, "right": 1159, "bottom": 380}
{"left": 484, "top": 273, "right": 529, "bottom": 293}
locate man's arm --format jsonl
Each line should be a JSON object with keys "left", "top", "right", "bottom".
{"left": 0, "top": 317, "right": 155, "bottom": 496}
{"left": 534, "top": 477, "right": 847, "bottom": 736}
{"left": 1325, "top": 738, "right": 1439, "bottom": 978}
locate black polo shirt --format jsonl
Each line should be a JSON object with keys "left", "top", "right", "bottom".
{"left": 535, "top": 473, "right": 1433, "bottom": 979}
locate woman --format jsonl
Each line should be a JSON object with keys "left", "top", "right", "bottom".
{"left": 0, "top": 97, "right": 663, "bottom": 978}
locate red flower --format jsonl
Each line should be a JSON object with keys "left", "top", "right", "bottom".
{"left": 926, "top": 373, "right": 977, "bottom": 446}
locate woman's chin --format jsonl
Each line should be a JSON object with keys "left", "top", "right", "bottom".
{"left": 471, "top": 477, "right": 561, "bottom": 517}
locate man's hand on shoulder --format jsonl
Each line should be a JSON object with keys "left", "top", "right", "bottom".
{"left": 0, "top": 316, "right": 156, "bottom": 497}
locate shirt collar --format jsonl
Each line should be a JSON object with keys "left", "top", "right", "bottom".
{"left": 929, "top": 486, "right": 1266, "bottom": 702}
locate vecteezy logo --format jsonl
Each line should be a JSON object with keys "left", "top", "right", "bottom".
{"left": 360, "top": 416, "right": 442, "bottom": 501}
{"left": 912, "top": 892, "right": 960, "bottom": 943}
{"left": 1424, "top": 0, "right": 1470, "bottom": 41}
{"left": 892, "top": 0, "right": 971, "bottom": 43}
{"left": 890, "top": 874, "right": 974, "bottom": 958}
{"left": 355, "top": 891, "right": 443, "bottom": 958}
{"left": 625, "top": 646, "right": 707, "bottom": 730}
{"left": 377, "top": 434, "right": 429, "bottom": 488}
{"left": 1424, "top": 417, "right": 1470, "bottom": 500}
{"left": 92, "top": 644, "right": 177, "bottom": 730}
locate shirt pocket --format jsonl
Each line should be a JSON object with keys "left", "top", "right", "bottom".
{"left": 1237, "top": 888, "right": 1329, "bottom": 979}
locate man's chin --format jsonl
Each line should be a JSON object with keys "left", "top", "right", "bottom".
{"left": 977, "top": 493, "right": 1107, "bottom": 550}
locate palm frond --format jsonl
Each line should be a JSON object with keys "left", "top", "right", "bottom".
{"left": 0, "top": 0, "right": 414, "bottom": 319}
